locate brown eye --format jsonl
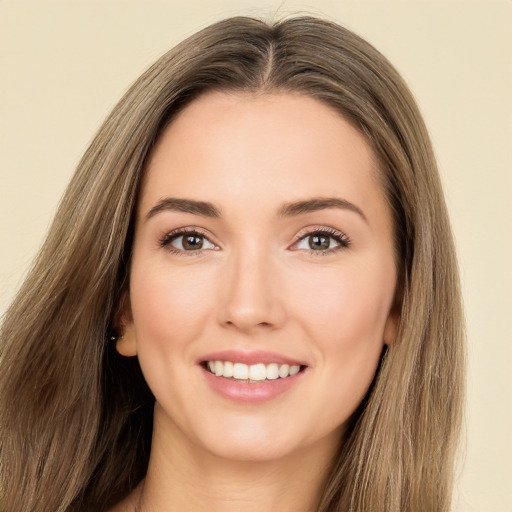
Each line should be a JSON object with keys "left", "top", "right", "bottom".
{"left": 308, "top": 234, "right": 331, "bottom": 250}
{"left": 292, "top": 229, "right": 349, "bottom": 253}
{"left": 182, "top": 235, "right": 204, "bottom": 250}
{"left": 162, "top": 231, "right": 217, "bottom": 253}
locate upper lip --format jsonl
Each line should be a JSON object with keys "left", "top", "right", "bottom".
{"left": 198, "top": 349, "right": 307, "bottom": 367}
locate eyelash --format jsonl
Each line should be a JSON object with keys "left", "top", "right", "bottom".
{"left": 158, "top": 226, "right": 351, "bottom": 256}
{"left": 292, "top": 227, "right": 351, "bottom": 255}
{"left": 158, "top": 227, "right": 215, "bottom": 256}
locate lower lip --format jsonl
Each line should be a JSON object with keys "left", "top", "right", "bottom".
{"left": 201, "top": 366, "right": 305, "bottom": 403}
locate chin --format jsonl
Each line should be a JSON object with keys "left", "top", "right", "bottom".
{"left": 207, "top": 440, "right": 298, "bottom": 463}
{"left": 196, "top": 419, "right": 306, "bottom": 463}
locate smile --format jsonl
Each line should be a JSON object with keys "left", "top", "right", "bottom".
{"left": 206, "top": 361, "right": 302, "bottom": 381}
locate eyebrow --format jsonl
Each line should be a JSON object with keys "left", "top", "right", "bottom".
{"left": 278, "top": 197, "right": 368, "bottom": 223}
{"left": 146, "top": 198, "right": 221, "bottom": 219}
{"left": 145, "top": 196, "right": 367, "bottom": 223}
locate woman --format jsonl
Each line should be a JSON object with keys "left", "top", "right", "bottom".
{"left": 0, "top": 15, "right": 465, "bottom": 512}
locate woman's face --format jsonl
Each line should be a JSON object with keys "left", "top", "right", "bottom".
{"left": 119, "top": 92, "right": 398, "bottom": 462}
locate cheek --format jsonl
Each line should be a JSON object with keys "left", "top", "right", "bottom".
{"left": 128, "top": 261, "right": 221, "bottom": 415}
{"left": 291, "top": 262, "right": 394, "bottom": 346}
{"left": 289, "top": 261, "right": 394, "bottom": 405}
{"left": 129, "top": 261, "right": 217, "bottom": 354}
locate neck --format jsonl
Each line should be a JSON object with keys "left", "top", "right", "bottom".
{"left": 136, "top": 409, "right": 340, "bottom": 512}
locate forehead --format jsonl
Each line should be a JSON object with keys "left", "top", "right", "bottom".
{"left": 139, "top": 91, "right": 385, "bottom": 221}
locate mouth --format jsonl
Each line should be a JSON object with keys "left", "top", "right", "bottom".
{"left": 201, "top": 360, "right": 306, "bottom": 383}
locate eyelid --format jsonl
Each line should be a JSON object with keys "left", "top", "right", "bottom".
{"left": 158, "top": 226, "right": 220, "bottom": 254}
{"left": 290, "top": 225, "right": 351, "bottom": 252}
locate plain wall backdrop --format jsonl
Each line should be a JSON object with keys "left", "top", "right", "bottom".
{"left": 1, "top": 1, "right": 511, "bottom": 510}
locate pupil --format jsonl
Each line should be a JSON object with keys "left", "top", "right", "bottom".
{"left": 183, "top": 235, "right": 203, "bottom": 250}
{"left": 309, "top": 234, "right": 329, "bottom": 250}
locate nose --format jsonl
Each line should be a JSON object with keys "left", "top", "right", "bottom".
{"left": 217, "top": 243, "right": 286, "bottom": 333}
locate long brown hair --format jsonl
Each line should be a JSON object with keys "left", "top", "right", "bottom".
{"left": 0, "top": 15, "right": 465, "bottom": 511}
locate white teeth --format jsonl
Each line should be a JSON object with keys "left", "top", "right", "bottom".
{"left": 206, "top": 360, "right": 303, "bottom": 380}
{"left": 266, "top": 363, "right": 279, "bottom": 380}
{"left": 289, "top": 365, "right": 300, "bottom": 376}
{"left": 278, "top": 364, "right": 290, "bottom": 378}
{"left": 248, "top": 363, "right": 266, "bottom": 381}
{"left": 223, "top": 361, "right": 234, "bottom": 378}
{"left": 233, "top": 363, "right": 249, "bottom": 379}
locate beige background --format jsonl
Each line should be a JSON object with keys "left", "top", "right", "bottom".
{"left": 1, "top": 1, "right": 511, "bottom": 510}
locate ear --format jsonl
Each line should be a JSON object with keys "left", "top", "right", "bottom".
{"left": 383, "top": 308, "right": 400, "bottom": 346}
{"left": 114, "top": 293, "right": 138, "bottom": 357}
{"left": 383, "top": 279, "right": 403, "bottom": 346}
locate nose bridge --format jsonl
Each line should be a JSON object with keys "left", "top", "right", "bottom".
{"left": 218, "top": 238, "right": 284, "bottom": 331}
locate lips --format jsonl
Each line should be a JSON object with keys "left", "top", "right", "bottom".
{"left": 199, "top": 350, "right": 308, "bottom": 403}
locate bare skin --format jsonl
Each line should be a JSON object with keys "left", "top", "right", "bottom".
{"left": 110, "top": 408, "right": 338, "bottom": 512}
{"left": 111, "top": 92, "right": 398, "bottom": 512}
